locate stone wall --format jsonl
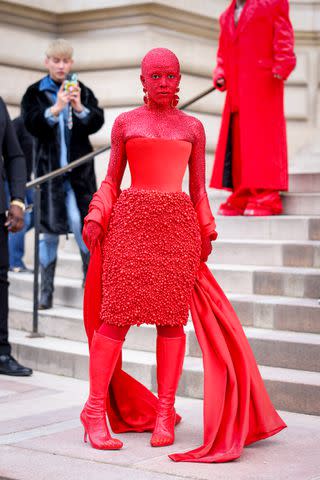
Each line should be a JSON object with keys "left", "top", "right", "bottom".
{"left": 0, "top": 0, "right": 319, "bottom": 183}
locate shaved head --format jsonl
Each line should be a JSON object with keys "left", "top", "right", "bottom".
{"left": 141, "top": 48, "right": 180, "bottom": 75}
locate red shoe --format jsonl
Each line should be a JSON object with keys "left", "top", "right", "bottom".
{"left": 244, "top": 192, "right": 283, "bottom": 216}
{"left": 80, "top": 332, "right": 123, "bottom": 450}
{"left": 151, "top": 335, "right": 186, "bottom": 447}
{"left": 217, "top": 202, "right": 244, "bottom": 216}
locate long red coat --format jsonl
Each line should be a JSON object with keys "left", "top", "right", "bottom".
{"left": 210, "top": 0, "right": 296, "bottom": 191}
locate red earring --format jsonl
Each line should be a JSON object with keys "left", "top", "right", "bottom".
{"left": 171, "top": 87, "right": 180, "bottom": 107}
{"left": 171, "top": 95, "right": 179, "bottom": 107}
{"left": 143, "top": 87, "right": 149, "bottom": 105}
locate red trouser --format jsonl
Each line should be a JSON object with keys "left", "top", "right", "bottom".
{"left": 98, "top": 323, "right": 184, "bottom": 340}
{"left": 229, "top": 113, "right": 280, "bottom": 211}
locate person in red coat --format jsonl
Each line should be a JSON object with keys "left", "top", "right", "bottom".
{"left": 210, "top": 0, "right": 296, "bottom": 216}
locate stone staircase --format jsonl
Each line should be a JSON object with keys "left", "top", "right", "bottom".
{"left": 8, "top": 172, "right": 320, "bottom": 416}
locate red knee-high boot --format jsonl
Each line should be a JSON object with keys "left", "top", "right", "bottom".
{"left": 80, "top": 331, "right": 123, "bottom": 450}
{"left": 151, "top": 334, "right": 186, "bottom": 447}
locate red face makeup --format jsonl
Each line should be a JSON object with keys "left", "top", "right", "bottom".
{"left": 140, "top": 48, "right": 181, "bottom": 109}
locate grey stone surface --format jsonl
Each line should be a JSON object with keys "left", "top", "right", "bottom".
{"left": 282, "top": 193, "right": 320, "bottom": 216}
{"left": 309, "top": 217, "right": 320, "bottom": 240}
{"left": 211, "top": 240, "right": 320, "bottom": 268}
{"left": 214, "top": 216, "right": 319, "bottom": 241}
{"left": 0, "top": 372, "right": 319, "bottom": 480}
{"left": 283, "top": 244, "right": 316, "bottom": 267}
{"left": 189, "top": 327, "right": 320, "bottom": 372}
{"left": 289, "top": 172, "right": 320, "bottom": 193}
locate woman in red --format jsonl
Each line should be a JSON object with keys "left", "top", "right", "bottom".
{"left": 211, "top": 0, "right": 296, "bottom": 216}
{"left": 81, "top": 48, "right": 286, "bottom": 462}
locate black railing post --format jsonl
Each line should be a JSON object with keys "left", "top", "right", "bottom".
{"left": 28, "top": 184, "right": 42, "bottom": 337}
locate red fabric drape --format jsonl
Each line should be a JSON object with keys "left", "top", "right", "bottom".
{"left": 169, "top": 263, "right": 286, "bottom": 462}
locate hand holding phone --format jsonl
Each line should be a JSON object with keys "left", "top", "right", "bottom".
{"left": 64, "top": 73, "right": 78, "bottom": 93}
{"left": 66, "top": 73, "right": 83, "bottom": 113}
{"left": 51, "top": 83, "right": 71, "bottom": 116}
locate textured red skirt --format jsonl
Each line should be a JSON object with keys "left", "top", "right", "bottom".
{"left": 100, "top": 188, "right": 201, "bottom": 326}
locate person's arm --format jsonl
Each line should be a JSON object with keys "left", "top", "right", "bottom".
{"left": 21, "top": 86, "right": 55, "bottom": 138}
{"left": 105, "top": 114, "right": 127, "bottom": 193}
{"left": 272, "top": 0, "right": 296, "bottom": 80}
{"left": 13, "top": 117, "right": 35, "bottom": 180}
{"left": 83, "top": 114, "right": 127, "bottom": 251}
{"left": 189, "top": 119, "right": 218, "bottom": 262}
{"left": 1, "top": 100, "right": 26, "bottom": 232}
{"left": 213, "top": 16, "right": 228, "bottom": 91}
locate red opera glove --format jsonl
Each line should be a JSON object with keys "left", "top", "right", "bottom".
{"left": 201, "top": 236, "right": 212, "bottom": 262}
{"left": 195, "top": 194, "right": 218, "bottom": 242}
{"left": 83, "top": 220, "right": 104, "bottom": 252}
{"left": 194, "top": 193, "right": 217, "bottom": 263}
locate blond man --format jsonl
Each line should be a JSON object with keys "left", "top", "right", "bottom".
{"left": 22, "top": 39, "right": 104, "bottom": 309}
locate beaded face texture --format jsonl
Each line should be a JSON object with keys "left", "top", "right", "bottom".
{"left": 140, "top": 48, "right": 181, "bottom": 108}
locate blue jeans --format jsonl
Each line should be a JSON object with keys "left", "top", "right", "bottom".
{"left": 39, "top": 180, "right": 88, "bottom": 268}
{"left": 7, "top": 187, "right": 34, "bottom": 269}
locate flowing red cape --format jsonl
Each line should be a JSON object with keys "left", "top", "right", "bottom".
{"left": 83, "top": 179, "right": 286, "bottom": 462}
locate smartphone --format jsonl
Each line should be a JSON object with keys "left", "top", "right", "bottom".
{"left": 64, "top": 73, "right": 78, "bottom": 92}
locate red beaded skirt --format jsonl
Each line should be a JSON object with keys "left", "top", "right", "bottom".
{"left": 100, "top": 188, "right": 201, "bottom": 326}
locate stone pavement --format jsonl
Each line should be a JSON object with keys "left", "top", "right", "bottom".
{"left": 0, "top": 372, "right": 319, "bottom": 480}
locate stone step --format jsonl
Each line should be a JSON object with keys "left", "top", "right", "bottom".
{"left": 9, "top": 296, "right": 320, "bottom": 373}
{"left": 23, "top": 255, "right": 320, "bottom": 298}
{"left": 208, "top": 190, "right": 320, "bottom": 217}
{"left": 9, "top": 272, "right": 84, "bottom": 309}
{"left": 289, "top": 172, "right": 320, "bottom": 193}
{"left": 210, "top": 264, "right": 320, "bottom": 299}
{"left": 54, "top": 237, "right": 320, "bottom": 281}
{"left": 9, "top": 273, "right": 320, "bottom": 333}
{"left": 56, "top": 251, "right": 83, "bottom": 279}
{"left": 282, "top": 193, "right": 320, "bottom": 216}
{"left": 9, "top": 329, "right": 320, "bottom": 416}
{"left": 230, "top": 294, "right": 320, "bottom": 333}
{"left": 189, "top": 326, "right": 320, "bottom": 372}
{"left": 214, "top": 216, "right": 320, "bottom": 241}
{"left": 51, "top": 257, "right": 319, "bottom": 304}
{"left": 211, "top": 239, "right": 320, "bottom": 268}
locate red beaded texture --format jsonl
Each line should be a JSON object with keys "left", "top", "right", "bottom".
{"left": 100, "top": 188, "right": 201, "bottom": 327}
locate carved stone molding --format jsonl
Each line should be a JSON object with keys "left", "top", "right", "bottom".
{"left": 0, "top": 1, "right": 219, "bottom": 39}
{"left": 0, "top": 1, "right": 57, "bottom": 32}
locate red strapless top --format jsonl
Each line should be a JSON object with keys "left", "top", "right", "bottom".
{"left": 126, "top": 137, "right": 192, "bottom": 192}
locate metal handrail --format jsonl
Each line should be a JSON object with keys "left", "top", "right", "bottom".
{"left": 28, "top": 85, "right": 216, "bottom": 335}
{"left": 26, "top": 146, "right": 108, "bottom": 190}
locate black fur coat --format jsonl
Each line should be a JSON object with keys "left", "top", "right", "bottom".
{"left": 22, "top": 80, "right": 104, "bottom": 234}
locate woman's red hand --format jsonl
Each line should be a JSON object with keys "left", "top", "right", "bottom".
{"left": 201, "top": 236, "right": 212, "bottom": 262}
{"left": 84, "top": 221, "right": 104, "bottom": 252}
